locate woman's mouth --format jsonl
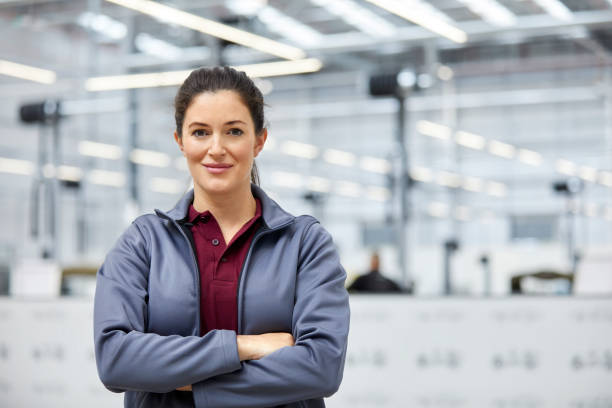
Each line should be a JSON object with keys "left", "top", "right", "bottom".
{"left": 203, "top": 163, "right": 233, "bottom": 174}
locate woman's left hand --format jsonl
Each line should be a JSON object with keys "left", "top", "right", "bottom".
{"left": 176, "top": 385, "right": 192, "bottom": 391}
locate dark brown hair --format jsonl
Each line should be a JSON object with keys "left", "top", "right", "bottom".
{"left": 174, "top": 66, "right": 265, "bottom": 185}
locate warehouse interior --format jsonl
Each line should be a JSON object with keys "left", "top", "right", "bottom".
{"left": 1, "top": 0, "right": 611, "bottom": 406}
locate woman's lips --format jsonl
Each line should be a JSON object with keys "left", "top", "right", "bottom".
{"left": 203, "top": 163, "right": 232, "bottom": 174}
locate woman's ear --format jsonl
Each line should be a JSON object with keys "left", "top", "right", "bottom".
{"left": 254, "top": 128, "right": 267, "bottom": 157}
{"left": 174, "top": 131, "right": 185, "bottom": 154}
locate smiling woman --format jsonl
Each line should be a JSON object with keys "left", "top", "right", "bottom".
{"left": 93, "top": 66, "right": 350, "bottom": 408}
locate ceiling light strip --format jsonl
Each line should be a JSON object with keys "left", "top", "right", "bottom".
{"left": 363, "top": 0, "right": 467, "bottom": 43}
{"left": 105, "top": 0, "right": 305, "bottom": 60}
{"left": 0, "top": 59, "right": 56, "bottom": 84}
{"left": 85, "top": 58, "right": 322, "bottom": 91}
{"left": 532, "top": 0, "right": 573, "bottom": 21}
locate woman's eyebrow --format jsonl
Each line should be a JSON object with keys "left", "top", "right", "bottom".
{"left": 225, "top": 120, "right": 247, "bottom": 125}
{"left": 188, "top": 121, "right": 210, "bottom": 129}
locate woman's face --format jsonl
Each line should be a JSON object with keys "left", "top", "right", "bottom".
{"left": 175, "top": 90, "right": 266, "bottom": 198}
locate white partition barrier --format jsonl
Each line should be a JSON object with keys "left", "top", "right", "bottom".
{"left": 0, "top": 297, "right": 610, "bottom": 407}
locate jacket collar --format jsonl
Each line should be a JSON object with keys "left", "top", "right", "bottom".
{"left": 154, "top": 184, "right": 295, "bottom": 231}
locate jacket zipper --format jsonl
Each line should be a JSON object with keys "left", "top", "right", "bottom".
{"left": 173, "top": 219, "right": 202, "bottom": 336}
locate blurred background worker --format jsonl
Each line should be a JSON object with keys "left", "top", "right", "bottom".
{"left": 348, "top": 252, "right": 402, "bottom": 293}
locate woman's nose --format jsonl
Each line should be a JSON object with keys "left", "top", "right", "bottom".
{"left": 208, "top": 133, "right": 225, "bottom": 155}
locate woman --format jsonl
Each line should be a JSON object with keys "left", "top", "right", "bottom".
{"left": 93, "top": 66, "right": 350, "bottom": 408}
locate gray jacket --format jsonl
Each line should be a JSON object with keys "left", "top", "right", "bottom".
{"left": 93, "top": 184, "right": 350, "bottom": 407}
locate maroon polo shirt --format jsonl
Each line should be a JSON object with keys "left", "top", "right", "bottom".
{"left": 187, "top": 198, "right": 262, "bottom": 336}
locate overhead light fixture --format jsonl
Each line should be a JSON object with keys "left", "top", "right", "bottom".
{"left": 130, "top": 149, "right": 171, "bottom": 167}
{"left": 363, "top": 0, "right": 468, "bottom": 43}
{"left": 0, "top": 59, "right": 56, "bottom": 84}
{"left": 462, "top": 176, "right": 483, "bottom": 192}
{"left": 578, "top": 166, "right": 598, "bottom": 183}
{"left": 85, "top": 58, "right": 323, "bottom": 91}
{"left": 487, "top": 181, "right": 507, "bottom": 197}
{"left": 517, "top": 149, "right": 542, "bottom": 166}
{"left": 308, "top": 176, "right": 331, "bottom": 193}
{"left": 311, "top": 0, "right": 396, "bottom": 38}
{"left": 336, "top": 181, "right": 361, "bottom": 197}
{"left": 78, "top": 140, "right": 122, "bottom": 160}
{"left": 437, "top": 65, "right": 454, "bottom": 81}
{"left": 0, "top": 157, "right": 35, "bottom": 175}
{"left": 367, "top": 186, "right": 391, "bottom": 201}
{"left": 488, "top": 139, "right": 516, "bottom": 159}
{"left": 583, "top": 203, "right": 598, "bottom": 218}
{"left": 280, "top": 140, "right": 319, "bottom": 159}
{"left": 77, "top": 12, "right": 127, "bottom": 40}
{"left": 555, "top": 159, "right": 577, "bottom": 176}
{"left": 416, "top": 120, "right": 451, "bottom": 140}
{"left": 256, "top": 6, "right": 324, "bottom": 47}
{"left": 455, "top": 0, "right": 516, "bottom": 27}
{"left": 135, "top": 33, "right": 183, "bottom": 59}
{"left": 455, "top": 130, "right": 486, "bottom": 150}
{"left": 410, "top": 166, "right": 434, "bottom": 183}
{"left": 428, "top": 201, "right": 449, "bottom": 218}
{"left": 43, "top": 164, "right": 83, "bottom": 182}
{"left": 360, "top": 156, "right": 391, "bottom": 174}
{"left": 150, "top": 177, "right": 184, "bottom": 194}
{"left": 532, "top": 0, "right": 573, "bottom": 21}
{"left": 436, "top": 171, "right": 462, "bottom": 188}
{"left": 105, "top": 0, "right": 305, "bottom": 60}
{"left": 323, "top": 149, "right": 356, "bottom": 167}
{"left": 599, "top": 171, "right": 612, "bottom": 188}
{"left": 89, "top": 169, "right": 125, "bottom": 187}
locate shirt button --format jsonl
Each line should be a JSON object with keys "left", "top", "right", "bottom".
{"left": 212, "top": 238, "right": 220, "bottom": 246}
{"left": 200, "top": 215, "right": 209, "bottom": 223}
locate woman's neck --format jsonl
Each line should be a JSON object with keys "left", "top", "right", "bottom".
{"left": 192, "top": 183, "right": 256, "bottom": 226}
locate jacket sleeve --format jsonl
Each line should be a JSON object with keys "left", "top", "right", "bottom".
{"left": 93, "top": 220, "right": 242, "bottom": 393}
{"left": 191, "top": 221, "right": 351, "bottom": 407}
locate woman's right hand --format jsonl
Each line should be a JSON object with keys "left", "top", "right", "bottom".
{"left": 236, "top": 332, "right": 294, "bottom": 361}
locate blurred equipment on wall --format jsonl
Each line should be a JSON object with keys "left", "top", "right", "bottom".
{"left": 510, "top": 269, "right": 573, "bottom": 295}
{"left": 443, "top": 238, "right": 459, "bottom": 295}
{"left": 552, "top": 178, "right": 584, "bottom": 274}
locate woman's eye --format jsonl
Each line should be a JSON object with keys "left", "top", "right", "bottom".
{"left": 193, "top": 129, "right": 207, "bottom": 137}
{"left": 229, "top": 128, "right": 243, "bottom": 136}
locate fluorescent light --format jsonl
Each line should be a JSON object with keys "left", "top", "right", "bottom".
{"left": 85, "top": 58, "right": 322, "bottom": 91}
{"left": 43, "top": 164, "right": 83, "bottom": 181}
{"left": 0, "top": 59, "right": 56, "bottom": 84}
{"left": 271, "top": 171, "right": 303, "bottom": 188}
{"left": 130, "top": 149, "right": 171, "bottom": 167}
{"left": 311, "top": 0, "right": 397, "bottom": 37}
{"left": 135, "top": 33, "right": 183, "bottom": 59}
{"left": 78, "top": 140, "right": 122, "bottom": 160}
{"left": 436, "top": 171, "right": 462, "bottom": 188}
{"left": 77, "top": 12, "right": 127, "bottom": 40}
{"left": 367, "top": 186, "right": 391, "bottom": 201}
{"left": 150, "top": 177, "right": 184, "bottom": 194}
{"left": 532, "top": 0, "right": 573, "bottom": 21}
{"left": 89, "top": 169, "right": 125, "bottom": 187}
{"left": 555, "top": 159, "right": 576, "bottom": 176}
{"left": 323, "top": 149, "right": 356, "bottom": 167}
{"left": 416, "top": 120, "right": 451, "bottom": 140}
{"left": 0, "top": 157, "right": 35, "bottom": 175}
{"left": 280, "top": 140, "right": 319, "bottom": 159}
{"left": 428, "top": 202, "right": 449, "bottom": 218}
{"left": 437, "top": 65, "right": 454, "bottom": 81}
{"left": 360, "top": 156, "right": 391, "bottom": 174}
{"left": 336, "top": 181, "right": 361, "bottom": 197}
{"left": 308, "top": 176, "right": 331, "bottom": 193}
{"left": 455, "top": 130, "right": 486, "bottom": 150}
{"left": 517, "top": 149, "right": 542, "bottom": 166}
{"left": 105, "top": 0, "right": 305, "bottom": 60}
{"left": 599, "top": 171, "right": 612, "bottom": 188}
{"left": 454, "top": 205, "right": 471, "bottom": 221}
{"left": 410, "top": 166, "right": 433, "bottom": 183}
{"left": 364, "top": 0, "right": 467, "bottom": 43}
{"left": 456, "top": 0, "right": 516, "bottom": 27}
{"left": 462, "top": 176, "right": 483, "bottom": 192}
{"left": 488, "top": 140, "right": 516, "bottom": 159}
{"left": 487, "top": 181, "right": 507, "bottom": 197}
{"left": 256, "top": 6, "right": 324, "bottom": 47}
{"left": 578, "top": 166, "right": 598, "bottom": 183}
{"left": 583, "top": 203, "right": 598, "bottom": 218}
